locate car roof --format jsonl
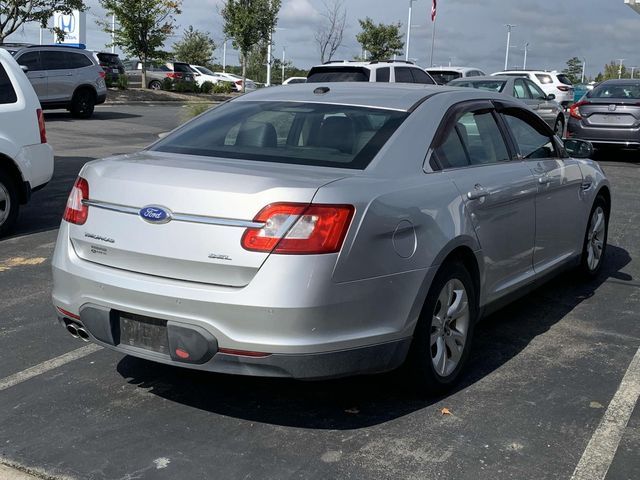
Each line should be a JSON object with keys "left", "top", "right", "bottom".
{"left": 451, "top": 75, "right": 512, "bottom": 82}
{"left": 426, "top": 66, "right": 483, "bottom": 73}
{"left": 233, "top": 82, "right": 478, "bottom": 111}
{"left": 496, "top": 70, "right": 558, "bottom": 75}
{"left": 311, "top": 60, "right": 420, "bottom": 70}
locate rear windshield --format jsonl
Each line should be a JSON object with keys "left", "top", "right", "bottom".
{"left": 151, "top": 101, "right": 408, "bottom": 170}
{"left": 449, "top": 79, "right": 506, "bottom": 92}
{"left": 307, "top": 67, "right": 370, "bottom": 83}
{"left": 556, "top": 74, "right": 573, "bottom": 85}
{"left": 97, "top": 53, "right": 123, "bottom": 66}
{"left": 427, "top": 71, "right": 462, "bottom": 84}
{"left": 588, "top": 82, "right": 640, "bottom": 99}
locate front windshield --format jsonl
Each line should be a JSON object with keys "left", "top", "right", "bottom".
{"left": 197, "top": 66, "right": 215, "bottom": 75}
{"left": 151, "top": 101, "right": 408, "bottom": 170}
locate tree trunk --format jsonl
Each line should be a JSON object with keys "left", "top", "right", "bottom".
{"left": 241, "top": 52, "right": 247, "bottom": 93}
{"left": 141, "top": 55, "right": 147, "bottom": 89}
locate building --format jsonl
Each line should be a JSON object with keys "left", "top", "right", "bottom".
{"left": 626, "top": 0, "right": 640, "bottom": 13}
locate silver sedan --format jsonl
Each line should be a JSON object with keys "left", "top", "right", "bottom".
{"left": 52, "top": 83, "right": 610, "bottom": 394}
{"left": 449, "top": 75, "right": 567, "bottom": 135}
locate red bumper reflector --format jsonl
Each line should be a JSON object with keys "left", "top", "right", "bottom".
{"left": 218, "top": 348, "right": 271, "bottom": 358}
{"left": 56, "top": 307, "right": 80, "bottom": 320}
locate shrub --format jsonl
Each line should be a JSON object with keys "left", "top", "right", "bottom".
{"left": 212, "top": 81, "right": 234, "bottom": 94}
{"left": 200, "top": 81, "right": 214, "bottom": 94}
{"left": 116, "top": 74, "right": 128, "bottom": 90}
{"left": 182, "top": 103, "right": 212, "bottom": 121}
{"left": 161, "top": 77, "right": 174, "bottom": 91}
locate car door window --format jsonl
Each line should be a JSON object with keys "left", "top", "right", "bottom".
{"left": 434, "top": 110, "right": 510, "bottom": 168}
{"left": 503, "top": 111, "right": 557, "bottom": 159}
{"left": 66, "top": 52, "right": 92, "bottom": 69}
{"left": 513, "top": 79, "right": 530, "bottom": 99}
{"left": 17, "top": 51, "right": 42, "bottom": 71}
{"left": 410, "top": 68, "right": 435, "bottom": 84}
{"left": 395, "top": 67, "right": 414, "bottom": 83}
{"left": 525, "top": 80, "right": 547, "bottom": 100}
{"left": 42, "top": 51, "right": 69, "bottom": 70}
{"left": 0, "top": 63, "right": 17, "bottom": 104}
{"left": 376, "top": 67, "right": 390, "bottom": 82}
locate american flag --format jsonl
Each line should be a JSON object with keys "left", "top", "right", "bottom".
{"left": 431, "top": 0, "right": 437, "bottom": 21}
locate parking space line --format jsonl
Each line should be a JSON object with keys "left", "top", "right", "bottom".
{"left": 570, "top": 345, "right": 640, "bottom": 480}
{"left": 0, "top": 344, "right": 102, "bottom": 392}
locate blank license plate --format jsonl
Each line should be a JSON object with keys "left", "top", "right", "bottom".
{"left": 119, "top": 313, "right": 169, "bottom": 354}
{"left": 590, "top": 114, "right": 634, "bottom": 126}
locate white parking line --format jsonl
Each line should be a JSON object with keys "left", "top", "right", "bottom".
{"left": 570, "top": 345, "right": 640, "bottom": 480}
{"left": 0, "top": 344, "right": 102, "bottom": 392}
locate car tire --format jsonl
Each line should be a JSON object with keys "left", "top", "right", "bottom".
{"left": 149, "top": 80, "right": 162, "bottom": 90}
{"left": 578, "top": 194, "right": 609, "bottom": 278}
{"left": 0, "top": 169, "right": 19, "bottom": 238}
{"left": 408, "top": 260, "right": 477, "bottom": 396}
{"left": 70, "top": 89, "right": 95, "bottom": 119}
{"left": 554, "top": 116, "right": 565, "bottom": 136}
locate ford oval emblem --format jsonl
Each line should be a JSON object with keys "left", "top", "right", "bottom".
{"left": 139, "top": 205, "right": 172, "bottom": 224}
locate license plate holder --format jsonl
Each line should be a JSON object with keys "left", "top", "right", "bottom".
{"left": 119, "top": 313, "right": 169, "bottom": 355}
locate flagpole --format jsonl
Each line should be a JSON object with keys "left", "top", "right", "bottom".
{"left": 430, "top": 9, "right": 437, "bottom": 67}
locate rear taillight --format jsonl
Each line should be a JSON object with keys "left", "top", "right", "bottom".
{"left": 63, "top": 177, "right": 89, "bottom": 225}
{"left": 235, "top": 80, "right": 243, "bottom": 86}
{"left": 569, "top": 100, "right": 589, "bottom": 120}
{"left": 557, "top": 86, "right": 571, "bottom": 92}
{"left": 98, "top": 70, "right": 106, "bottom": 79}
{"left": 166, "top": 72, "right": 183, "bottom": 79}
{"left": 36, "top": 108, "right": 46, "bottom": 143}
{"left": 241, "top": 203, "right": 355, "bottom": 254}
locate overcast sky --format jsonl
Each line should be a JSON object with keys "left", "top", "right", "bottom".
{"left": 6, "top": 0, "right": 640, "bottom": 77}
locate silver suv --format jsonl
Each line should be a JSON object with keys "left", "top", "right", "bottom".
{"left": 307, "top": 60, "right": 436, "bottom": 84}
{"left": 0, "top": 44, "right": 107, "bottom": 118}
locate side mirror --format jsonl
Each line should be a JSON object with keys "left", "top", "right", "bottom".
{"left": 564, "top": 139, "right": 594, "bottom": 159}
{"left": 20, "top": 65, "right": 28, "bottom": 73}
{"left": 546, "top": 93, "right": 556, "bottom": 101}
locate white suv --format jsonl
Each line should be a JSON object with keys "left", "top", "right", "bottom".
{"left": 0, "top": 48, "right": 54, "bottom": 236}
{"left": 491, "top": 70, "right": 575, "bottom": 107}
{"left": 307, "top": 60, "right": 436, "bottom": 84}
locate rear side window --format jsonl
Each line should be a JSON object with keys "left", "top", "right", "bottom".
{"left": 535, "top": 74, "right": 553, "bottom": 84}
{"left": 0, "top": 63, "right": 17, "bottom": 104}
{"left": 17, "top": 51, "right": 42, "bottom": 71}
{"left": 376, "top": 67, "right": 390, "bottom": 82}
{"left": 307, "top": 67, "right": 370, "bottom": 82}
{"left": 42, "top": 51, "right": 69, "bottom": 70}
{"left": 66, "top": 53, "right": 92, "bottom": 69}
{"left": 151, "top": 101, "right": 408, "bottom": 170}
{"left": 394, "top": 67, "right": 414, "bottom": 83}
{"left": 556, "top": 74, "right": 573, "bottom": 86}
{"left": 410, "top": 68, "right": 435, "bottom": 84}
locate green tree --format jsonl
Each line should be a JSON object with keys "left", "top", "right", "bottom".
{"left": 597, "top": 61, "right": 630, "bottom": 81}
{"left": 98, "top": 0, "right": 181, "bottom": 89}
{"left": 173, "top": 26, "right": 216, "bottom": 66}
{"left": 355, "top": 17, "right": 404, "bottom": 61}
{"left": 0, "top": 0, "right": 86, "bottom": 42}
{"left": 563, "top": 57, "right": 584, "bottom": 84}
{"left": 221, "top": 0, "right": 281, "bottom": 92}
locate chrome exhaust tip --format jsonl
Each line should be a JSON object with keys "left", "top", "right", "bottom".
{"left": 65, "top": 322, "right": 80, "bottom": 338}
{"left": 76, "top": 327, "right": 90, "bottom": 342}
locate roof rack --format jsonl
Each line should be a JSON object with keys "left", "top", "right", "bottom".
{"left": 370, "top": 59, "right": 415, "bottom": 65}
{"left": 38, "top": 43, "right": 86, "bottom": 49}
{"left": 322, "top": 60, "right": 352, "bottom": 64}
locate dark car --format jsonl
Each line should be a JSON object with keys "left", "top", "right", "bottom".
{"left": 125, "top": 60, "right": 196, "bottom": 90}
{"left": 96, "top": 52, "right": 124, "bottom": 85}
{"left": 567, "top": 79, "right": 640, "bottom": 149}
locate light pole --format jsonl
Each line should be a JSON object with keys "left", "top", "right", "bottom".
{"left": 406, "top": 0, "right": 415, "bottom": 61}
{"left": 581, "top": 57, "right": 587, "bottom": 83}
{"left": 523, "top": 42, "right": 529, "bottom": 69}
{"left": 504, "top": 24, "right": 516, "bottom": 71}
{"left": 111, "top": 14, "right": 116, "bottom": 54}
{"left": 223, "top": 40, "right": 227, "bottom": 73}
{"left": 282, "top": 46, "right": 286, "bottom": 84}
{"left": 266, "top": 31, "right": 273, "bottom": 86}
{"left": 631, "top": 66, "right": 637, "bottom": 79}
{"left": 618, "top": 58, "right": 625, "bottom": 79}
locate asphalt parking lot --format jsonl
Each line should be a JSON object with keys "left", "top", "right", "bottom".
{"left": 0, "top": 104, "right": 639, "bottom": 480}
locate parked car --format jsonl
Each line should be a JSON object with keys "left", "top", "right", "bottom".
{"left": 449, "top": 75, "right": 566, "bottom": 134}
{"left": 125, "top": 61, "right": 196, "bottom": 90}
{"left": 213, "top": 71, "right": 257, "bottom": 92}
{"left": 307, "top": 60, "right": 436, "bottom": 84}
{"left": 189, "top": 65, "right": 222, "bottom": 86}
{"left": 492, "top": 70, "right": 575, "bottom": 107}
{"left": 0, "top": 44, "right": 107, "bottom": 118}
{"left": 52, "top": 83, "right": 610, "bottom": 394}
{"left": 567, "top": 79, "right": 640, "bottom": 149}
{"left": 425, "top": 66, "right": 486, "bottom": 85}
{"left": 96, "top": 52, "right": 124, "bottom": 85}
{"left": 283, "top": 77, "right": 307, "bottom": 85}
{"left": 0, "top": 48, "right": 53, "bottom": 236}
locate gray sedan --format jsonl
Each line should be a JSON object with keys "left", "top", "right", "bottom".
{"left": 52, "top": 83, "right": 610, "bottom": 394}
{"left": 449, "top": 75, "right": 566, "bottom": 135}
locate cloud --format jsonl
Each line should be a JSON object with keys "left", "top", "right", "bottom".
{"left": 281, "top": 0, "right": 320, "bottom": 27}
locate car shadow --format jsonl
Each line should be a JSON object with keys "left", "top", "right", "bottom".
{"left": 43, "top": 111, "right": 142, "bottom": 122}
{"left": 116, "top": 244, "right": 632, "bottom": 430}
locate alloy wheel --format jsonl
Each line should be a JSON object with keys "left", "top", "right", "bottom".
{"left": 0, "top": 182, "right": 10, "bottom": 226}
{"left": 587, "top": 206, "right": 606, "bottom": 271}
{"left": 430, "top": 278, "right": 470, "bottom": 377}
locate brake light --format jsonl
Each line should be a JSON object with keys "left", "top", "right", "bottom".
{"left": 36, "top": 108, "right": 46, "bottom": 143}
{"left": 63, "top": 177, "right": 89, "bottom": 225}
{"left": 235, "top": 80, "right": 243, "bottom": 86}
{"left": 166, "top": 72, "right": 183, "bottom": 79}
{"left": 98, "top": 70, "right": 106, "bottom": 79}
{"left": 557, "top": 86, "right": 570, "bottom": 92}
{"left": 569, "top": 100, "right": 589, "bottom": 120}
{"left": 241, "top": 203, "right": 355, "bottom": 254}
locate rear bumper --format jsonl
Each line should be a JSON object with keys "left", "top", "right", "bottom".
{"left": 96, "top": 92, "right": 107, "bottom": 105}
{"left": 15, "top": 143, "right": 54, "bottom": 191}
{"left": 567, "top": 118, "right": 640, "bottom": 147}
{"left": 51, "top": 223, "right": 429, "bottom": 378}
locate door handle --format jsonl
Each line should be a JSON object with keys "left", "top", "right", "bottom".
{"left": 538, "top": 176, "right": 552, "bottom": 185}
{"left": 467, "top": 186, "right": 490, "bottom": 200}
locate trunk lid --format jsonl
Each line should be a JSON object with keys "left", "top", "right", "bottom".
{"left": 70, "top": 151, "right": 348, "bottom": 286}
{"left": 579, "top": 99, "right": 640, "bottom": 128}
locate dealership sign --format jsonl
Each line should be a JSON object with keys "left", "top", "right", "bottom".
{"left": 53, "top": 10, "right": 86, "bottom": 45}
